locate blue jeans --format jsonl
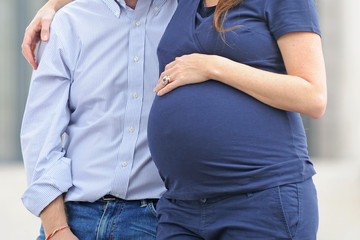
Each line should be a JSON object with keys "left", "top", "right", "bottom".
{"left": 156, "top": 178, "right": 318, "bottom": 240}
{"left": 37, "top": 198, "right": 158, "bottom": 240}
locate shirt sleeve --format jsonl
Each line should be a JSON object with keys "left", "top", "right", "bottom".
{"left": 265, "top": 0, "right": 321, "bottom": 40}
{"left": 20, "top": 25, "right": 74, "bottom": 217}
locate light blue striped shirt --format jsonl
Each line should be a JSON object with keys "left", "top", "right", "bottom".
{"left": 21, "top": 0, "right": 177, "bottom": 216}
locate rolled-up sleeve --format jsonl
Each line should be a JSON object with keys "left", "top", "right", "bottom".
{"left": 21, "top": 26, "right": 74, "bottom": 216}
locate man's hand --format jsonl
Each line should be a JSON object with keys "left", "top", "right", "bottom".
{"left": 21, "top": 0, "right": 73, "bottom": 69}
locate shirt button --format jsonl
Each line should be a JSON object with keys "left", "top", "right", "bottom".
{"left": 121, "top": 162, "right": 128, "bottom": 167}
{"left": 115, "top": 11, "right": 120, "bottom": 17}
{"left": 115, "top": 194, "right": 120, "bottom": 198}
{"left": 129, "top": 127, "right": 135, "bottom": 133}
{"left": 135, "top": 21, "right": 141, "bottom": 27}
{"left": 133, "top": 56, "right": 139, "bottom": 62}
{"left": 132, "top": 93, "right": 138, "bottom": 99}
{"left": 154, "top": 7, "right": 159, "bottom": 12}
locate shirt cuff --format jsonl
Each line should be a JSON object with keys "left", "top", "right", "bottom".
{"left": 22, "top": 157, "right": 72, "bottom": 216}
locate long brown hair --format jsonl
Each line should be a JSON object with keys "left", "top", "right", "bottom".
{"left": 214, "top": 0, "right": 244, "bottom": 32}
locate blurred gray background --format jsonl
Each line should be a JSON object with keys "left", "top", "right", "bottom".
{"left": 0, "top": 0, "right": 359, "bottom": 239}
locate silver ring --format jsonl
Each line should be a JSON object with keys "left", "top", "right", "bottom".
{"left": 162, "top": 76, "right": 170, "bottom": 85}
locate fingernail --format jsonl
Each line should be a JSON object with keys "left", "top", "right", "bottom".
{"left": 43, "top": 35, "right": 48, "bottom": 40}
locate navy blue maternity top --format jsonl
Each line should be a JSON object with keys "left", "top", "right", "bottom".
{"left": 148, "top": 0, "right": 321, "bottom": 200}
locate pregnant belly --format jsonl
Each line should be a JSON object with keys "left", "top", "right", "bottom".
{"left": 147, "top": 81, "right": 298, "bottom": 181}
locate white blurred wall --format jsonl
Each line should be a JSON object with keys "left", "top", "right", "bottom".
{"left": 0, "top": 0, "right": 19, "bottom": 162}
{"left": 311, "top": 0, "right": 360, "bottom": 160}
{"left": 341, "top": 0, "right": 360, "bottom": 159}
{"left": 0, "top": 0, "right": 41, "bottom": 163}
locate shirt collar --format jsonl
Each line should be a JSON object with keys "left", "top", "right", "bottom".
{"left": 101, "top": 0, "right": 166, "bottom": 19}
{"left": 101, "top": 0, "right": 123, "bottom": 18}
{"left": 116, "top": 0, "right": 127, "bottom": 8}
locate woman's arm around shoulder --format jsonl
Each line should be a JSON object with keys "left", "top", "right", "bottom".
{"left": 22, "top": 0, "right": 73, "bottom": 69}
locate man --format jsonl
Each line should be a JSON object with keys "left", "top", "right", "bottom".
{"left": 21, "top": 0, "right": 177, "bottom": 239}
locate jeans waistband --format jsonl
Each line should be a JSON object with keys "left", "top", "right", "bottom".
{"left": 99, "top": 194, "right": 158, "bottom": 207}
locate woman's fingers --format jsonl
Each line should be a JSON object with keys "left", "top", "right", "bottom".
{"left": 154, "top": 54, "right": 211, "bottom": 96}
{"left": 40, "top": 16, "right": 53, "bottom": 41}
{"left": 21, "top": 6, "right": 56, "bottom": 69}
{"left": 157, "top": 81, "right": 180, "bottom": 96}
{"left": 154, "top": 73, "right": 173, "bottom": 94}
{"left": 22, "top": 27, "right": 40, "bottom": 69}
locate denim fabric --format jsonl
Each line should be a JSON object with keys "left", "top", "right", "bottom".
{"left": 36, "top": 198, "right": 158, "bottom": 240}
{"left": 156, "top": 178, "right": 318, "bottom": 240}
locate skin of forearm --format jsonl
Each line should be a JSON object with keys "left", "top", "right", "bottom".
{"left": 207, "top": 55, "right": 327, "bottom": 119}
{"left": 40, "top": 195, "right": 68, "bottom": 236}
{"left": 48, "top": 0, "right": 74, "bottom": 11}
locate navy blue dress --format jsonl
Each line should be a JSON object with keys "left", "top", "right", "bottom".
{"left": 148, "top": 0, "right": 321, "bottom": 200}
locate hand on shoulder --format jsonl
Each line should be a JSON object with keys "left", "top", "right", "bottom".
{"left": 22, "top": 0, "right": 72, "bottom": 69}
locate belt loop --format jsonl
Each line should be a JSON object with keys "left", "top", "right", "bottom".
{"left": 140, "top": 199, "right": 148, "bottom": 207}
{"left": 102, "top": 195, "right": 117, "bottom": 201}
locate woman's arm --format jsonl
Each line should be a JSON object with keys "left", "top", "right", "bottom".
{"left": 154, "top": 32, "right": 327, "bottom": 119}
{"left": 22, "top": 0, "right": 73, "bottom": 69}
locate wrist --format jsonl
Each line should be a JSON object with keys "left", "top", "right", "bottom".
{"left": 46, "top": 0, "right": 59, "bottom": 11}
{"left": 207, "top": 55, "right": 224, "bottom": 81}
{"left": 41, "top": 210, "right": 68, "bottom": 236}
{"left": 45, "top": 226, "right": 71, "bottom": 240}
{"left": 47, "top": 0, "right": 72, "bottom": 12}
{"left": 40, "top": 196, "right": 68, "bottom": 236}
{"left": 43, "top": 223, "right": 69, "bottom": 237}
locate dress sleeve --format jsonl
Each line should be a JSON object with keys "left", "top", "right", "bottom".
{"left": 265, "top": 0, "right": 321, "bottom": 40}
{"left": 20, "top": 25, "right": 74, "bottom": 216}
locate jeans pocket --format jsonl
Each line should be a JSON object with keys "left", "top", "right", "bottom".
{"left": 147, "top": 201, "right": 157, "bottom": 218}
{"left": 279, "top": 183, "right": 300, "bottom": 238}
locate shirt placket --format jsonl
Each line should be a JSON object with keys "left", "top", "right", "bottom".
{"left": 111, "top": 4, "right": 149, "bottom": 198}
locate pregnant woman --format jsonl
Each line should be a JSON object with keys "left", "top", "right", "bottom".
{"left": 148, "top": 0, "right": 327, "bottom": 239}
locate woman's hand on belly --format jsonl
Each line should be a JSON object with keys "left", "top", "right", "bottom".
{"left": 153, "top": 53, "right": 217, "bottom": 96}
{"left": 154, "top": 32, "right": 327, "bottom": 119}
